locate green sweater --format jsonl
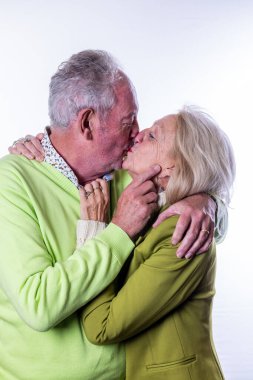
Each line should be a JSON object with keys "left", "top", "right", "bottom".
{"left": 0, "top": 155, "right": 133, "bottom": 380}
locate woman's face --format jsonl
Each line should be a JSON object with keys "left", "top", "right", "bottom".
{"left": 122, "top": 114, "right": 177, "bottom": 186}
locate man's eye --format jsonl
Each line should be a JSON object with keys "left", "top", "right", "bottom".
{"left": 123, "top": 123, "right": 133, "bottom": 129}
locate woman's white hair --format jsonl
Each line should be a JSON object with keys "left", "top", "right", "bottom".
{"left": 48, "top": 50, "right": 136, "bottom": 128}
{"left": 166, "top": 105, "right": 236, "bottom": 209}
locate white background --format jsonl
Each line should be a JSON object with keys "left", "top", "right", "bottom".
{"left": 0, "top": 1, "right": 252, "bottom": 379}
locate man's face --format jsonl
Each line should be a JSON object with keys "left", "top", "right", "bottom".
{"left": 94, "top": 80, "right": 139, "bottom": 172}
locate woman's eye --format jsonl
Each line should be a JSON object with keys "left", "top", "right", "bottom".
{"left": 149, "top": 132, "right": 155, "bottom": 139}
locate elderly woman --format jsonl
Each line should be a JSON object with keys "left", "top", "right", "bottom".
{"left": 78, "top": 106, "right": 235, "bottom": 380}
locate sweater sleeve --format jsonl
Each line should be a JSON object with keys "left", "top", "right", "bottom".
{"left": 76, "top": 220, "right": 107, "bottom": 248}
{"left": 0, "top": 161, "right": 134, "bottom": 332}
{"left": 82, "top": 217, "right": 215, "bottom": 344}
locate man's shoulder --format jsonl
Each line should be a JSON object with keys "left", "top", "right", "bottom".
{"left": 0, "top": 154, "right": 26, "bottom": 177}
{"left": 0, "top": 154, "right": 31, "bottom": 170}
{"left": 0, "top": 155, "right": 49, "bottom": 190}
{"left": 0, "top": 154, "right": 40, "bottom": 178}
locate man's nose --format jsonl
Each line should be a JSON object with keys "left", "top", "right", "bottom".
{"left": 130, "top": 122, "right": 139, "bottom": 139}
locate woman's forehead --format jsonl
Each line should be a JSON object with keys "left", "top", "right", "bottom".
{"left": 153, "top": 114, "right": 177, "bottom": 136}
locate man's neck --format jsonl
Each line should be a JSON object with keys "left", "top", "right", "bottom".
{"left": 49, "top": 126, "right": 106, "bottom": 185}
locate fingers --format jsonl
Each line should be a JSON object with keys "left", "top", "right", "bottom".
{"left": 171, "top": 211, "right": 194, "bottom": 246}
{"left": 152, "top": 205, "right": 179, "bottom": 227}
{"left": 142, "top": 192, "right": 158, "bottom": 204}
{"left": 35, "top": 133, "right": 44, "bottom": 141}
{"left": 176, "top": 215, "right": 214, "bottom": 259}
{"left": 93, "top": 179, "right": 109, "bottom": 200}
{"left": 132, "top": 165, "right": 161, "bottom": 187}
{"left": 8, "top": 133, "right": 44, "bottom": 161}
{"left": 79, "top": 187, "right": 87, "bottom": 209}
{"left": 23, "top": 140, "right": 44, "bottom": 161}
{"left": 28, "top": 136, "right": 45, "bottom": 160}
{"left": 9, "top": 142, "right": 36, "bottom": 160}
{"left": 194, "top": 223, "right": 215, "bottom": 255}
{"left": 80, "top": 180, "right": 109, "bottom": 222}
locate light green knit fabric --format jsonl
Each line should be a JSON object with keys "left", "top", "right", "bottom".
{"left": 0, "top": 155, "right": 133, "bottom": 380}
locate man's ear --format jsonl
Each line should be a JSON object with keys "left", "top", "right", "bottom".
{"left": 79, "top": 109, "right": 94, "bottom": 140}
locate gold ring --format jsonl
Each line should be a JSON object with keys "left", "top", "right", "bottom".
{"left": 200, "top": 229, "right": 210, "bottom": 235}
{"left": 85, "top": 190, "right": 94, "bottom": 197}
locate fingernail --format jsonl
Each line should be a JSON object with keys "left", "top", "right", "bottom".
{"left": 176, "top": 251, "right": 183, "bottom": 258}
{"left": 185, "top": 253, "right": 192, "bottom": 259}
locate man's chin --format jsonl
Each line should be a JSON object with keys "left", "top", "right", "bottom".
{"left": 112, "top": 161, "right": 124, "bottom": 171}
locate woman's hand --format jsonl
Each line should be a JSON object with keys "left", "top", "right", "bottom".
{"left": 8, "top": 133, "right": 44, "bottom": 161}
{"left": 79, "top": 179, "right": 109, "bottom": 222}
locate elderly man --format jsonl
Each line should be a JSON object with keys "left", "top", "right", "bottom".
{"left": 0, "top": 50, "right": 219, "bottom": 380}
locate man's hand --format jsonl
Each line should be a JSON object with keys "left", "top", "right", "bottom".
{"left": 153, "top": 193, "right": 216, "bottom": 258}
{"left": 112, "top": 165, "right": 160, "bottom": 240}
{"left": 8, "top": 133, "right": 44, "bottom": 161}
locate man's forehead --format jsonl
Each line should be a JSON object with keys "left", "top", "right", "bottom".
{"left": 116, "top": 81, "right": 138, "bottom": 110}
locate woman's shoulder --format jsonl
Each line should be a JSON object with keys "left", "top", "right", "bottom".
{"left": 135, "top": 214, "right": 180, "bottom": 258}
{"left": 145, "top": 213, "right": 179, "bottom": 244}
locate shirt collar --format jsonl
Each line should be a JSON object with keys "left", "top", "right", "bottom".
{"left": 41, "top": 127, "right": 80, "bottom": 188}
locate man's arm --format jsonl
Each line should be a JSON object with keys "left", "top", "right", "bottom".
{"left": 0, "top": 159, "right": 134, "bottom": 332}
{"left": 153, "top": 193, "right": 226, "bottom": 258}
{"left": 0, "top": 158, "right": 160, "bottom": 332}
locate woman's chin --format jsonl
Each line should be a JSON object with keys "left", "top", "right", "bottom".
{"left": 122, "top": 158, "right": 130, "bottom": 171}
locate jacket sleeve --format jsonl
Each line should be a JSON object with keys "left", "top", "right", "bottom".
{"left": 213, "top": 196, "right": 228, "bottom": 243}
{"left": 82, "top": 218, "right": 215, "bottom": 344}
{"left": 0, "top": 163, "right": 134, "bottom": 332}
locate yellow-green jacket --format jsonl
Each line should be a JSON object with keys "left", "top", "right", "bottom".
{"left": 82, "top": 214, "right": 224, "bottom": 380}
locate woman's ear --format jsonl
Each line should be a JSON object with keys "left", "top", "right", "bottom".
{"left": 157, "top": 165, "right": 175, "bottom": 189}
{"left": 158, "top": 165, "right": 175, "bottom": 178}
{"left": 80, "top": 109, "right": 94, "bottom": 140}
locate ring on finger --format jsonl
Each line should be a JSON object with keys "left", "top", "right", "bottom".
{"left": 85, "top": 190, "right": 94, "bottom": 197}
{"left": 12, "top": 138, "right": 25, "bottom": 147}
{"left": 200, "top": 229, "right": 210, "bottom": 235}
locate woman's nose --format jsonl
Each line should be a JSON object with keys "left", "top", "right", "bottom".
{"left": 134, "top": 131, "right": 144, "bottom": 144}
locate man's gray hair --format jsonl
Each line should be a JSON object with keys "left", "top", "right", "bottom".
{"left": 48, "top": 50, "right": 129, "bottom": 127}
